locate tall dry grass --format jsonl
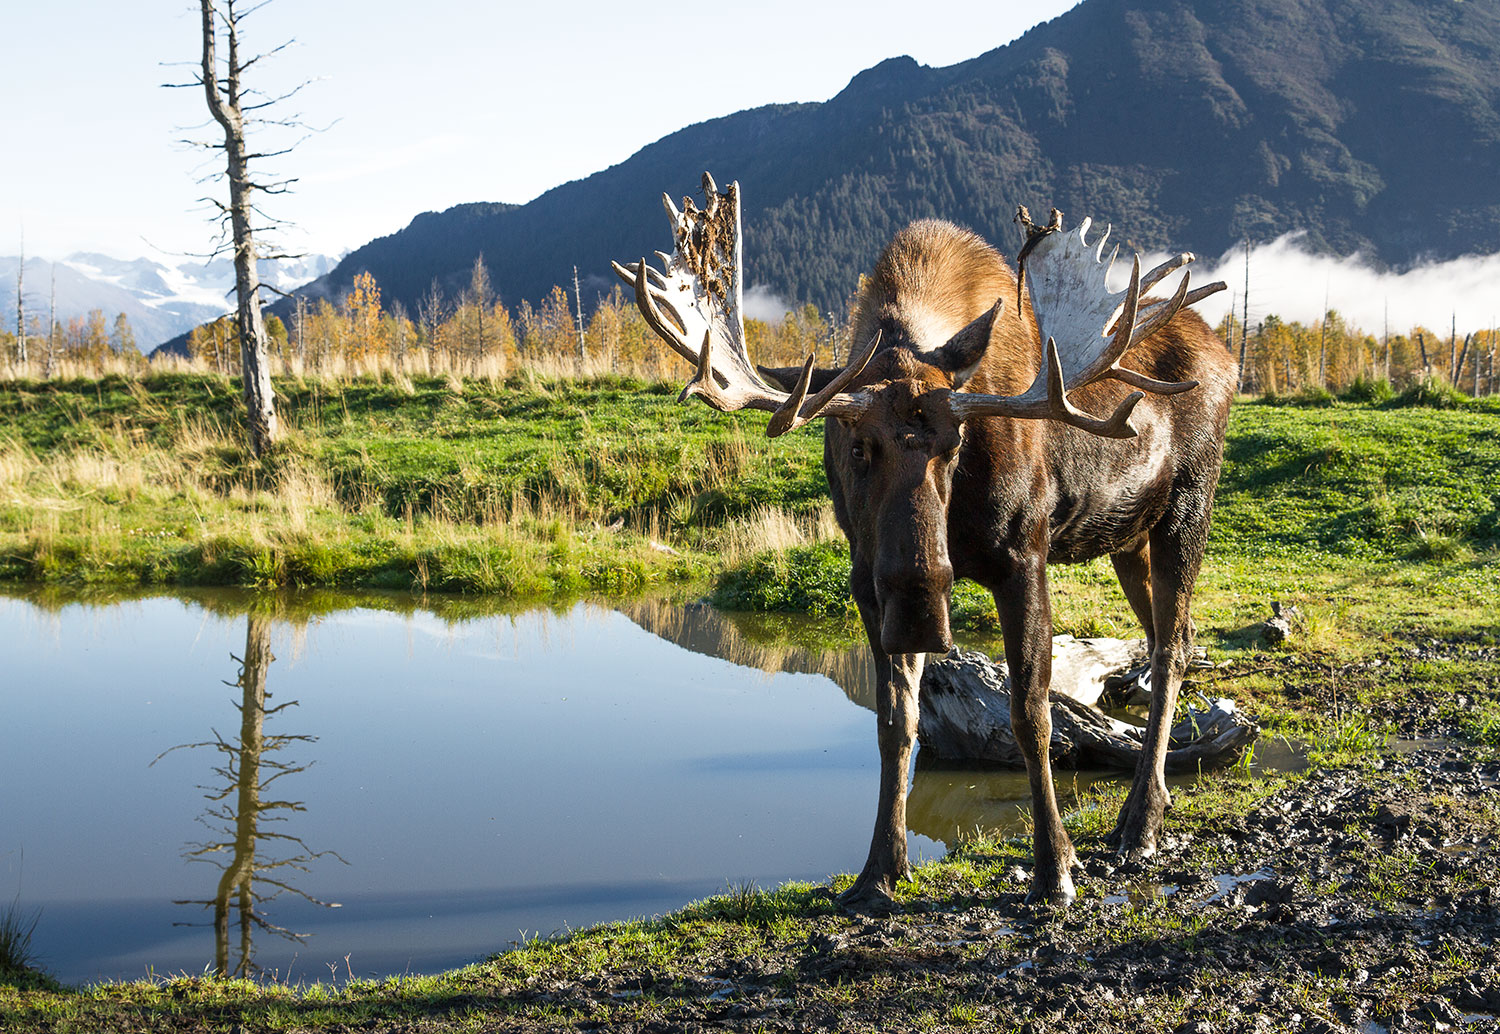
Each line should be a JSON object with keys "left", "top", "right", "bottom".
{"left": 0, "top": 347, "right": 687, "bottom": 387}
{"left": 718, "top": 504, "right": 843, "bottom": 564}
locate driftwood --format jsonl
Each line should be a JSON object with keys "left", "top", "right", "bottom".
{"left": 919, "top": 648, "right": 1259, "bottom": 772}
{"left": 1042, "top": 635, "right": 1147, "bottom": 707}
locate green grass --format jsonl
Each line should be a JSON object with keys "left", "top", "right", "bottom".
{"left": 0, "top": 372, "right": 831, "bottom": 597}
{"left": 5, "top": 375, "right": 1496, "bottom": 614}
{"left": 0, "top": 899, "right": 53, "bottom": 993}
{"left": 711, "top": 395, "right": 1499, "bottom": 661}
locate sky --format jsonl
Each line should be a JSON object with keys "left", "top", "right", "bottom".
{"left": 1, "top": 0, "right": 1079, "bottom": 264}
{"left": 3, "top": 1, "right": 1496, "bottom": 337}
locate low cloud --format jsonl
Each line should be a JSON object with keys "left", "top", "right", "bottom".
{"left": 743, "top": 283, "right": 794, "bottom": 322}
{"left": 1144, "top": 234, "right": 1500, "bottom": 338}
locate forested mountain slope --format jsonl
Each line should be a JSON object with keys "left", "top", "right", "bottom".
{"left": 289, "top": 0, "right": 1500, "bottom": 317}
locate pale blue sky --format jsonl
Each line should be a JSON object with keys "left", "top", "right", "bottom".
{"left": 1, "top": 1, "right": 1079, "bottom": 263}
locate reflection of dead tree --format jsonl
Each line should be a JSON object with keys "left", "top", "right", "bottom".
{"left": 153, "top": 613, "right": 341, "bottom": 978}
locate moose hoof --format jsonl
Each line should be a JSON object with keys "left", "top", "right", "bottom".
{"left": 837, "top": 873, "right": 901, "bottom": 914}
{"left": 1024, "top": 879, "right": 1077, "bottom": 908}
{"left": 1108, "top": 811, "right": 1161, "bottom": 862}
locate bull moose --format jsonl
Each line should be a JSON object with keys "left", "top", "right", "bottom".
{"left": 614, "top": 174, "right": 1235, "bottom": 908}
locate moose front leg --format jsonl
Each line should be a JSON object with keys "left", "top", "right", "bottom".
{"left": 841, "top": 650, "right": 925, "bottom": 910}
{"left": 995, "top": 558, "right": 1078, "bottom": 905}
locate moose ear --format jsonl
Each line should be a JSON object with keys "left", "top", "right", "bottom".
{"left": 757, "top": 364, "right": 844, "bottom": 393}
{"left": 930, "top": 297, "right": 1004, "bottom": 389}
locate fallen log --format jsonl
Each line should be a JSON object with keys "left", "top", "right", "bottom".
{"left": 919, "top": 648, "right": 1259, "bottom": 772}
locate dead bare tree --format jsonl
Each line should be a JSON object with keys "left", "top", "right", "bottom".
{"left": 170, "top": 0, "right": 317, "bottom": 454}
{"left": 13, "top": 234, "right": 26, "bottom": 366}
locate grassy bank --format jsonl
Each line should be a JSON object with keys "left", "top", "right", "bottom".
{"left": 4, "top": 373, "right": 1495, "bottom": 608}
{"left": 0, "top": 371, "right": 836, "bottom": 597}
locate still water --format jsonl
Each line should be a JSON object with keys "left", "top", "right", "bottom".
{"left": 1, "top": 590, "right": 1080, "bottom": 986}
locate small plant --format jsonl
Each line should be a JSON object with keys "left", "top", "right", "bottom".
{"left": 1306, "top": 713, "right": 1388, "bottom": 766}
{"left": 1289, "top": 384, "right": 1336, "bottom": 407}
{"left": 1392, "top": 373, "right": 1470, "bottom": 410}
{"left": 1341, "top": 374, "right": 1394, "bottom": 403}
{"left": 947, "top": 1001, "right": 981, "bottom": 1026}
{"left": 0, "top": 896, "right": 42, "bottom": 983}
{"left": 1407, "top": 522, "right": 1473, "bottom": 562}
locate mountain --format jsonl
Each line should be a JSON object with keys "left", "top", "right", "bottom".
{"left": 0, "top": 253, "right": 337, "bottom": 353}
{"left": 289, "top": 0, "right": 1499, "bottom": 317}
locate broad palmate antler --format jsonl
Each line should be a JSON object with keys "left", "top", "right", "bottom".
{"left": 615, "top": 176, "right": 1225, "bottom": 439}
{"left": 611, "top": 173, "right": 879, "bottom": 436}
{"left": 948, "top": 206, "right": 1227, "bottom": 436}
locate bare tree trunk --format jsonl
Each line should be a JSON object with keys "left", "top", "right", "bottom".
{"left": 573, "top": 265, "right": 587, "bottom": 361}
{"left": 45, "top": 266, "right": 56, "bottom": 378}
{"left": 201, "top": 0, "right": 278, "bottom": 456}
{"left": 1236, "top": 241, "right": 1248, "bottom": 391}
{"left": 14, "top": 235, "right": 26, "bottom": 366}
{"left": 1449, "top": 314, "right": 1457, "bottom": 382}
{"left": 1455, "top": 333, "right": 1473, "bottom": 390}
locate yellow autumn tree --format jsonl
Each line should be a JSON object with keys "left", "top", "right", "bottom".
{"left": 344, "top": 271, "right": 385, "bottom": 361}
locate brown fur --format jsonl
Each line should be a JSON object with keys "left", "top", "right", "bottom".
{"left": 820, "top": 220, "right": 1237, "bottom": 909}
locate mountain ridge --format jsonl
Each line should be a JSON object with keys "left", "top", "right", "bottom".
{"left": 280, "top": 0, "right": 1500, "bottom": 320}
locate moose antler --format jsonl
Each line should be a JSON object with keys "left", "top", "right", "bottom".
{"left": 612, "top": 173, "right": 877, "bottom": 436}
{"left": 950, "top": 211, "right": 1227, "bottom": 438}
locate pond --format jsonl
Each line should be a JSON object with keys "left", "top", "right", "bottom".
{"left": 1, "top": 589, "right": 1165, "bottom": 986}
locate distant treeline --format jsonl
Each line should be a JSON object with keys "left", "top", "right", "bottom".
{"left": 3, "top": 260, "right": 1496, "bottom": 399}
{"left": 1217, "top": 309, "right": 1499, "bottom": 398}
{"left": 0, "top": 307, "right": 140, "bottom": 376}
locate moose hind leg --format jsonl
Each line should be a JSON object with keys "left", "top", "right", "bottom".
{"left": 1109, "top": 503, "right": 1212, "bottom": 859}
{"left": 1110, "top": 539, "right": 1155, "bottom": 652}
{"left": 840, "top": 651, "right": 924, "bottom": 910}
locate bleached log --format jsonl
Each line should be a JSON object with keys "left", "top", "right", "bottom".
{"left": 918, "top": 648, "right": 1258, "bottom": 771}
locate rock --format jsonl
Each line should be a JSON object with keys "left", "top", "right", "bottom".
{"left": 1262, "top": 600, "right": 1303, "bottom": 645}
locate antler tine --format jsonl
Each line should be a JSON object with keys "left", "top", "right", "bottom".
{"left": 1042, "top": 338, "right": 1146, "bottom": 438}
{"left": 767, "top": 329, "right": 883, "bottom": 436}
{"left": 627, "top": 257, "right": 699, "bottom": 366}
{"left": 1138, "top": 252, "right": 1192, "bottom": 295}
{"left": 1126, "top": 260, "right": 1193, "bottom": 346}
{"left": 765, "top": 355, "right": 818, "bottom": 436}
{"left": 1181, "top": 281, "right": 1228, "bottom": 309}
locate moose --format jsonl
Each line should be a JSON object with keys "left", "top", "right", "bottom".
{"left": 614, "top": 174, "right": 1235, "bottom": 908}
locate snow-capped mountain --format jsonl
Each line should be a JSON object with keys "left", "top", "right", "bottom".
{"left": 0, "top": 252, "right": 337, "bottom": 353}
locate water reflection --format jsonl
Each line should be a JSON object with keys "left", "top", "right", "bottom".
{"left": 0, "top": 587, "right": 1177, "bottom": 986}
{"left": 153, "top": 612, "right": 341, "bottom": 977}
{"left": 620, "top": 599, "right": 878, "bottom": 709}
